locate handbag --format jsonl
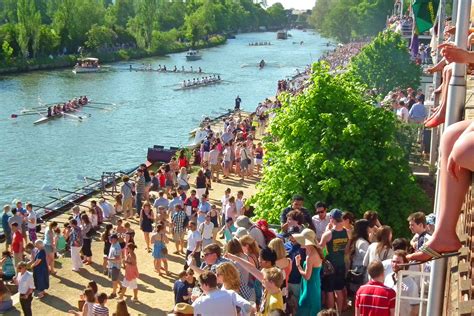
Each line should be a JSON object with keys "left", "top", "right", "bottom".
{"left": 348, "top": 265, "right": 366, "bottom": 285}
{"left": 322, "top": 259, "right": 335, "bottom": 277}
{"left": 243, "top": 149, "right": 251, "bottom": 164}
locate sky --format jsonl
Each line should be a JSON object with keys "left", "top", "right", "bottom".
{"left": 265, "top": 0, "right": 315, "bottom": 10}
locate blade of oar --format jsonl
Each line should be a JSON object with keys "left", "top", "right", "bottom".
{"left": 41, "top": 185, "right": 56, "bottom": 192}
{"left": 63, "top": 112, "right": 83, "bottom": 121}
{"left": 88, "top": 101, "right": 116, "bottom": 106}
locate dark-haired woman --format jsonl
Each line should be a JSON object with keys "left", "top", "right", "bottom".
{"left": 80, "top": 214, "right": 93, "bottom": 265}
{"left": 119, "top": 243, "right": 139, "bottom": 301}
{"left": 102, "top": 224, "right": 114, "bottom": 275}
{"left": 348, "top": 219, "right": 370, "bottom": 292}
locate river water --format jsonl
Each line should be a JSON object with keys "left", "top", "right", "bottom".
{"left": 0, "top": 30, "right": 330, "bottom": 206}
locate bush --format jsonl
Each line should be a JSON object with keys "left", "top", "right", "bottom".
{"left": 251, "top": 62, "right": 429, "bottom": 237}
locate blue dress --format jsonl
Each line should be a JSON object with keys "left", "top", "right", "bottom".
{"left": 33, "top": 249, "right": 49, "bottom": 292}
{"left": 152, "top": 240, "right": 165, "bottom": 259}
{"left": 296, "top": 262, "right": 321, "bottom": 316}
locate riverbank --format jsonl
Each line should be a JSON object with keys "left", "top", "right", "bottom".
{"left": 0, "top": 35, "right": 226, "bottom": 75}
{"left": 5, "top": 111, "right": 260, "bottom": 315}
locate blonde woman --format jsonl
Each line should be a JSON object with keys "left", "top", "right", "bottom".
{"left": 216, "top": 262, "right": 240, "bottom": 292}
{"left": 268, "top": 238, "right": 291, "bottom": 307}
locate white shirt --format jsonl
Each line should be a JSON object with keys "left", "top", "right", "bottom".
{"left": 311, "top": 215, "right": 330, "bottom": 240}
{"left": 209, "top": 149, "right": 219, "bottom": 165}
{"left": 199, "top": 222, "right": 215, "bottom": 240}
{"left": 186, "top": 230, "right": 202, "bottom": 251}
{"left": 99, "top": 201, "right": 114, "bottom": 218}
{"left": 225, "top": 204, "right": 236, "bottom": 220}
{"left": 235, "top": 198, "right": 244, "bottom": 216}
{"left": 223, "top": 148, "right": 232, "bottom": 162}
{"left": 363, "top": 243, "right": 394, "bottom": 267}
{"left": 396, "top": 107, "right": 409, "bottom": 122}
{"left": 384, "top": 273, "right": 419, "bottom": 316}
{"left": 221, "top": 195, "right": 230, "bottom": 210}
{"left": 17, "top": 271, "right": 35, "bottom": 294}
{"left": 193, "top": 289, "right": 249, "bottom": 316}
{"left": 27, "top": 210, "right": 37, "bottom": 229}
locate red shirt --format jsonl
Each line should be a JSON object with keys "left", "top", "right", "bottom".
{"left": 355, "top": 280, "right": 396, "bottom": 316}
{"left": 178, "top": 157, "right": 188, "bottom": 168}
{"left": 12, "top": 230, "right": 23, "bottom": 254}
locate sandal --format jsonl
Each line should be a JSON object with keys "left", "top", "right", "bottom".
{"left": 401, "top": 245, "right": 460, "bottom": 267}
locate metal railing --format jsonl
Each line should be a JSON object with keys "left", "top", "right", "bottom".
{"left": 395, "top": 269, "right": 431, "bottom": 316}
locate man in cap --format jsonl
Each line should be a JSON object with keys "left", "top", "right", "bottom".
{"left": 234, "top": 215, "right": 266, "bottom": 249}
{"left": 319, "top": 209, "right": 349, "bottom": 311}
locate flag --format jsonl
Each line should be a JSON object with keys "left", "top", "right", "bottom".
{"left": 412, "top": 0, "right": 440, "bottom": 33}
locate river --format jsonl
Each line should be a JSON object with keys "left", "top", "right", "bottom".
{"left": 0, "top": 30, "right": 331, "bottom": 206}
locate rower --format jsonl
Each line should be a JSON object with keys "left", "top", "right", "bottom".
{"left": 259, "top": 59, "right": 265, "bottom": 69}
{"left": 47, "top": 107, "right": 52, "bottom": 117}
{"left": 182, "top": 66, "right": 185, "bottom": 72}
{"left": 217, "top": 75, "right": 221, "bottom": 81}
{"left": 78, "top": 96, "right": 83, "bottom": 106}
{"left": 190, "top": 66, "right": 193, "bottom": 72}
{"left": 182, "top": 80, "right": 186, "bottom": 88}
{"left": 198, "top": 67, "right": 202, "bottom": 73}
{"left": 173, "top": 66, "right": 177, "bottom": 72}
{"left": 129, "top": 64, "right": 132, "bottom": 71}
{"left": 62, "top": 103, "right": 68, "bottom": 112}
{"left": 83, "top": 96, "right": 88, "bottom": 104}
{"left": 163, "top": 65, "right": 167, "bottom": 71}
{"left": 187, "top": 79, "right": 191, "bottom": 86}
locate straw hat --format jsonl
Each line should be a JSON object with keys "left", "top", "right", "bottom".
{"left": 168, "top": 303, "right": 194, "bottom": 316}
{"left": 292, "top": 228, "right": 317, "bottom": 247}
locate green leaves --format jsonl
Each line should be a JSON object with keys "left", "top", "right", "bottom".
{"left": 252, "top": 61, "right": 429, "bottom": 237}
{"left": 349, "top": 31, "right": 422, "bottom": 96}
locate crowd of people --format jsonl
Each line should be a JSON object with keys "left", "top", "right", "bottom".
{"left": 318, "top": 42, "right": 368, "bottom": 71}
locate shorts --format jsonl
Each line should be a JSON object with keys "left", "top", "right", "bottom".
{"left": 44, "top": 245, "right": 54, "bottom": 254}
{"left": 122, "top": 278, "right": 138, "bottom": 290}
{"left": 255, "top": 158, "right": 263, "bottom": 165}
{"left": 109, "top": 267, "right": 121, "bottom": 282}
{"left": 223, "top": 161, "right": 231, "bottom": 169}
{"left": 322, "top": 264, "right": 346, "bottom": 292}
{"left": 210, "top": 164, "right": 219, "bottom": 173}
{"left": 173, "top": 231, "right": 185, "bottom": 241}
{"left": 4, "top": 233, "right": 11, "bottom": 245}
{"left": 240, "top": 159, "right": 249, "bottom": 170}
{"left": 165, "top": 180, "right": 173, "bottom": 187}
{"left": 202, "top": 151, "right": 210, "bottom": 162}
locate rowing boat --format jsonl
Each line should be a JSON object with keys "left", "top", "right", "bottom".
{"left": 174, "top": 79, "right": 222, "bottom": 91}
{"left": 33, "top": 104, "right": 86, "bottom": 125}
{"left": 132, "top": 67, "right": 206, "bottom": 75}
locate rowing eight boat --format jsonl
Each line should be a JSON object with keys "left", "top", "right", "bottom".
{"left": 33, "top": 105, "right": 86, "bottom": 125}
{"left": 174, "top": 79, "right": 223, "bottom": 91}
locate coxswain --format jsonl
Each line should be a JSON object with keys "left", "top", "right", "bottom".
{"left": 182, "top": 66, "right": 185, "bottom": 72}
{"left": 47, "top": 107, "right": 52, "bottom": 117}
{"left": 182, "top": 80, "right": 186, "bottom": 88}
{"left": 190, "top": 66, "right": 193, "bottom": 72}
{"left": 198, "top": 67, "right": 202, "bottom": 73}
{"left": 129, "top": 64, "right": 132, "bottom": 71}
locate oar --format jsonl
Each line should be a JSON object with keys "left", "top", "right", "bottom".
{"left": 83, "top": 104, "right": 112, "bottom": 111}
{"left": 88, "top": 101, "right": 116, "bottom": 106}
{"left": 62, "top": 112, "right": 84, "bottom": 121}
{"left": 76, "top": 175, "right": 101, "bottom": 182}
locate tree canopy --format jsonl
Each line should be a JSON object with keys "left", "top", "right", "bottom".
{"left": 348, "top": 31, "right": 422, "bottom": 96}
{"left": 308, "top": 0, "right": 393, "bottom": 43}
{"left": 0, "top": 0, "right": 291, "bottom": 64}
{"left": 252, "top": 62, "right": 428, "bottom": 237}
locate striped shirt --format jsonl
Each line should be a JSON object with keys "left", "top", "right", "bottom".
{"left": 92, "top": 303, "right": 109, "bottom": 316}
{"left": 355, "top": 280, "right": 396, "bottom": 316}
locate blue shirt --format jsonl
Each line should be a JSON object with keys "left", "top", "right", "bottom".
{"left": 285, "top": 241, "right": 306, "bottom": 284}
{"left": 197, "top": 201, "right": 211, "bottom": 224}
{"left": 169, "top": 197, "right": 184, "bottom": 213}
{"left": 173, "top": 279, "right": 189, "bottom": 304}
{"left": 153, "top": 197, "right": 169, "bottom": 210}
{"left": 2, "top": 213, "right": 11, "bottom": 234}
{"left": 408, "top": 102, "right": 427, "bottom": 122}
{"left": 108, "top": 242, "right": 122, "bottom": 269}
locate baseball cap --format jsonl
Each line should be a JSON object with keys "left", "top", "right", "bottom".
{"left": 329, "top": 208, "right": 343, "bottom": 220}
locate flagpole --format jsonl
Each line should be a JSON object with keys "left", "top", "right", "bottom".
{"left": 426, "top": 1, "right": 470, "bottom": 315}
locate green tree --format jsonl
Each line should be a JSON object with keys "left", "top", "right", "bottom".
{"left": 349, "top": 31, "right": 422, "bottom": 95}
{"left": 85, "top": 25, "right": 117, "bottom": 51}
{"left": 266, "top": 2, "right": 287, "bottom": 29}
{"left": 16, "top": 0, "right": 42, "bottom": 57}
{"left": 127, "top": 0, "right": 159, "bottom": 50}
{"left": 2, "top": 40, "right": 14, "bottom": 62}
{"left": 251, "top": 62, "right": 429, "bottom": 237}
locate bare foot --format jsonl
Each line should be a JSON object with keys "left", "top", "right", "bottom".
{"left": 406, "top": 237, "right": 462, "bottom": 262}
